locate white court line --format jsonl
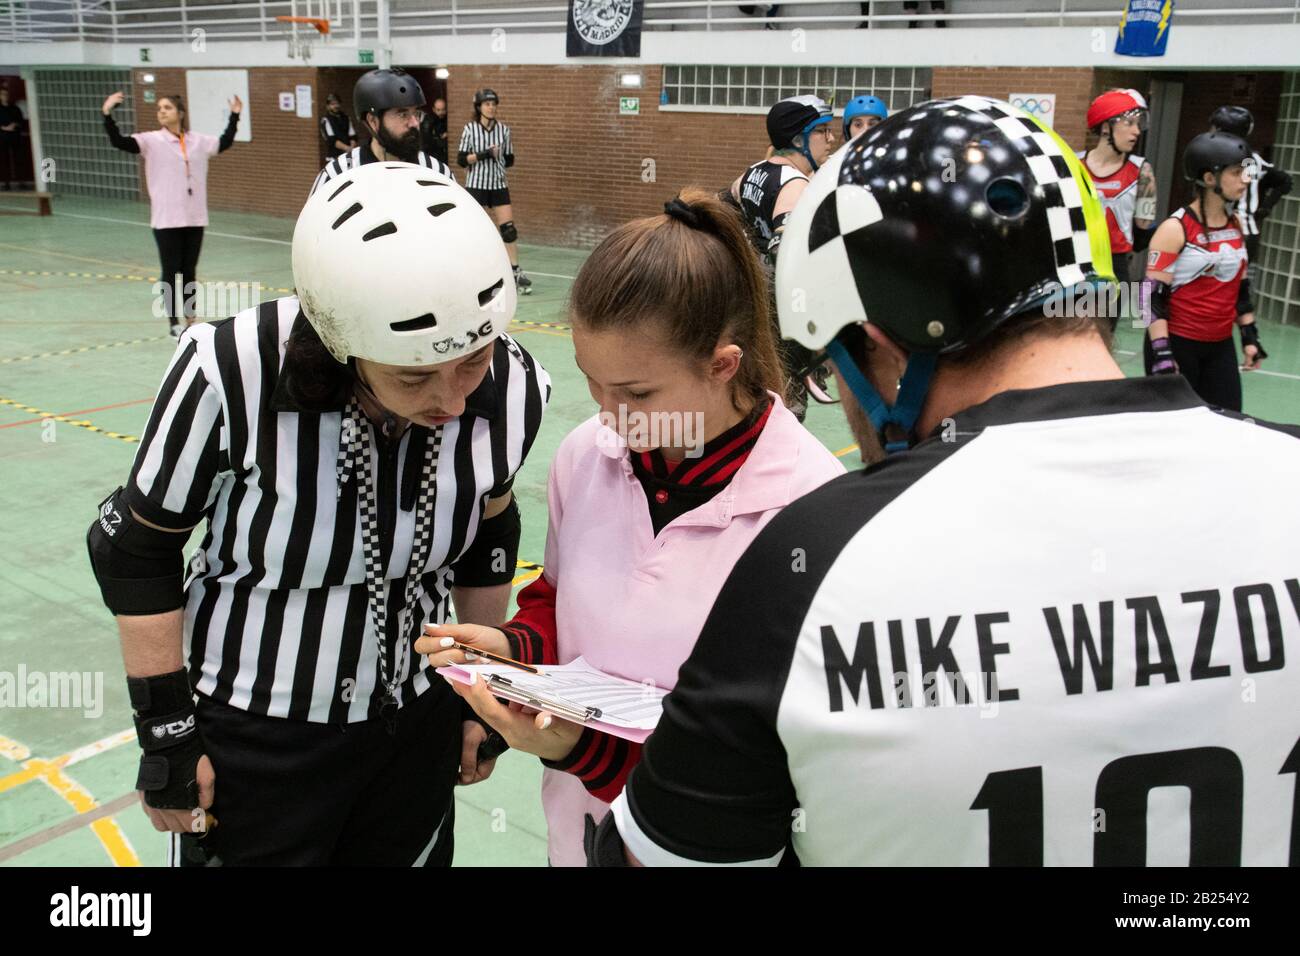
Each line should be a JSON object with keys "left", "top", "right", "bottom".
{"left": 39, "top": 210, "right": 587, "bottom": 279}
{"left": 46, "top": 209, "right": 292, "bottom": 245}
{"left": 63, "top": 728, "right": 135, "bottom": 768}
{"left": 1116, "top": 348, "right": 1300, "bottom": 381}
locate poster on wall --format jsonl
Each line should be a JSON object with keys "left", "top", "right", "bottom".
{"left": 185, "top": 69, "right": 252, "bottom": 142}
{"left": 1115, "top": 0, "right": 1174, "bottom": 58}
{"left": 566, "top": 0, "right": 645, "bottom": 58}
{"left": 1008, "top": 93, "right": 1056, "bottom": 129}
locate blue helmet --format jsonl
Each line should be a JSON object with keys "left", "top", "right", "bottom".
{"left": 842, "top": 95, "right": 888, "bottom": 139}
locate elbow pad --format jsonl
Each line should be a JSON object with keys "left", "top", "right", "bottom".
{"left": 1132, "top": 225, "right": 1154, "bottom": 253}
{"left": 457, "top": 150, "right": 471, "bottom": 167}
{"left": 86, "top": 488, "right": 191, "bottom": 615}
{"left": 450, "top": 497, "right": 521, "bottom": 588}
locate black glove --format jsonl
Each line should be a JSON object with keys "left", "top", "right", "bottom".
{"left": 1149, "top": 336, "right": 1178, "bottom": 375}
{"left": 128, "top": 670, "right": 204, "bottom": 810}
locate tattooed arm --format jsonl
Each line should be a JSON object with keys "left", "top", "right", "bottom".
{"left": 1135, "top": 160, "right": 1157, "bottom": 230}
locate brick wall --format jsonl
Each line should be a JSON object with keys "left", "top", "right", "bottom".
{"left": 445, "top": 64, "right": 770, "bottom": 248}
{"left": 120, "top": 65, "right": 1291, "bottom": 249}
{"left": 131, "top": 66, "right": 322, "bottom": 220}
{"left": 930, "top": 66, "right": 1098, "bottom": 147}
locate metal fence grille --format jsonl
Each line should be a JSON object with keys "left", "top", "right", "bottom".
{"left": 1256, "top": 70, "right": 1300, "bottom": 326}
{"left": 34, "top": 68, "right": 141, "bottom": 200}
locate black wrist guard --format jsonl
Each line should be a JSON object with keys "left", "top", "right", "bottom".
{"left": 128, "top": 670, "right": 203, "bottom": 810}
{"left": 1239, "top": 322, "right": 1268, "bottom": 359}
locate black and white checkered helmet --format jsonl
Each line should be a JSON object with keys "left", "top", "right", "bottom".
{"left": 776, "top": 95, "right": 1117, "bottom": 355}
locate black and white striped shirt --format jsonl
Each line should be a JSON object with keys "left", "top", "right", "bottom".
{"left": 457, "top": 119, "right": 513, "bottom": 191}
{"left": 311, "top": 144, "right": 454, "bottom": 195}
{"left": 124, "top": 296, "right": 550, "bottom": 723}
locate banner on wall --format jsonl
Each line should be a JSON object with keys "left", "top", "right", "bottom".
{"left": 1115, "top": 0, "right": 1175, "bottom": 58}
{"left": 1008, "top": 93, "right": 1057, "bottom": 129}
{"left": 567, "top": 0, "right": 645, "bottom": 58}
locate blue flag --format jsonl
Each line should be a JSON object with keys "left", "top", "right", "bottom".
{"left": 1115, "top": 0, "right": 1175, "bottom": 57}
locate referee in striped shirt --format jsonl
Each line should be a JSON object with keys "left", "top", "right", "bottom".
{"left": 86, "top": 162, "right": 549, "bottom": 866}
{"left": 312, "top": 68, "right": 453, "bottom": 195}
{"left": 458, "top": 89, "right": 532, "bottom": 294}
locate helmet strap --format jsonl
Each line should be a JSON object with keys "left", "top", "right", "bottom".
{"left": 826, "top": 337, "right": 937, "bottom": 455}
{"left": 353, "top": 365, "right": 404, "bottom": 440}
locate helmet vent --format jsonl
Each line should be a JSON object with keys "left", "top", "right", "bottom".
{"left": 328, "top": 180, "right": 354, "bottom": 202}
{"left": 417, "top": 179, "right": 449, "bottom": 187}
{"left": 986, "top": 178, "right": 1030, "bottom": 219}
{"left": 332, "top": 202, "right": 363, "bottom": 230}
{"left": 362, "top": 221, "right": 398, "bottom": 241}
{"left": 478, "top": 278, "right": 505, "bottom": 308}
{"left": 390, "top": 313, "right": 438, "bottom": 334}
{"left": 427, "top": 203, "right": 456, "bottom": 217}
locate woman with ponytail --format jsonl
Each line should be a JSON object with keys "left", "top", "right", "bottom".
{"left": 417, "top": 187, "right": 844, "bottom": 865}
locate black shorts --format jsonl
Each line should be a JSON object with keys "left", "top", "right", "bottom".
{"left": 172, "top": 684, "right": 462, "bottom": 866}
{"left": 468, "top": 186, "right": 511, "bottom": 208}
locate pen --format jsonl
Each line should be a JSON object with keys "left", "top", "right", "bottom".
{"left": 451, "top": 642, "right": 540, "bottom": 674}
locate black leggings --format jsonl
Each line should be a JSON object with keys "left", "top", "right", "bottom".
{"left": 1144, "top": 332, "right": 1242, "bottom": 412}
{"left": 0, "top": 134, "right": 21, "bottom": 186}
{"left": 152, "top": 226, "right": 205, "bottom": 322}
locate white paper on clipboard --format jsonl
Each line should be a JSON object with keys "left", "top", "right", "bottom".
{"left": 438, "top": 657, "right": 667, "bottom": 743}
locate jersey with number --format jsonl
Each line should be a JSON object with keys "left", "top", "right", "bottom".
{"left": 1079, "top": 151, "right": 1144, "bottom": 254}
{"left": 613, "top": 376, "right": 1300, "bottom": 866}
{"left": 1167, "top": 206, "right": 1248, "bottom": 342}
{"left": 737, "top": 160, "right": 807, "bottom": 261}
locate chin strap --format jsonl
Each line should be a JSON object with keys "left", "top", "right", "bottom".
{"left": 825, "top": 337, "right": 937, "bottom": 455}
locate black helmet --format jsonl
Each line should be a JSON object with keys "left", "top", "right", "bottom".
{"left": 776, "top": 95, "right": 1115, "bottom": 356}
{"left": 353, "top": 68, "right": 426, "bottom": 121}
{"left": 766, "top": 95, "right": 833, "bottom": 150}
{"left": 1184, "top": 131, "right": 1252, "bottom": 183}
{"left": 474, "top": 88, "right": 499, "bottom": 113}
{"left": 1209, "top": 105, "right": 1253, "bottom": 139}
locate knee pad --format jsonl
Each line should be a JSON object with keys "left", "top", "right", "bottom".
{"left": 499, "top": 220, "right": 518, "bottom": 244}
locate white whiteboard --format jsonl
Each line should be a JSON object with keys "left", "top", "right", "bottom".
{"left": 185, "top": 69, "right": 252, "bottom": 142}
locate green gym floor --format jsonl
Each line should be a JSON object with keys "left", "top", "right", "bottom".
{"left": 1, "top": 195, "right": 1298, "bottom": 867}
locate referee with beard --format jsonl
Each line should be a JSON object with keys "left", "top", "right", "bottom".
{"left": 87, "top": 162, "right": 550, "bottom": 865}
{"left": 312, "top": 69, "right": 453, "bottom": 193}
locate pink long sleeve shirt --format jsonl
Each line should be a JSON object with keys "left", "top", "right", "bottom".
{"left": 531, "top": 394, "right": 845, "bottom": 866}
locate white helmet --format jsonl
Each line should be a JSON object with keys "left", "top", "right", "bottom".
{"left": 292, "top": 161, "right": 515, "bottom": 366}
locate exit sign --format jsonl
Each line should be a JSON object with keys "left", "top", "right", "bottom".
{"left": 358, "top": 49, "right": 375, "bottom": 65}
{"left": 619, "top": 96, "right": 640, "bottom": 115}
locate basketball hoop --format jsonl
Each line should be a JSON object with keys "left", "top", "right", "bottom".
{"left": 276, "top": 15, "right": 330, "bottom": 62}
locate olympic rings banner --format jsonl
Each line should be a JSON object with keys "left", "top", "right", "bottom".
{"left": 567, "top": 0, "right": 646, "bottom": 58}
{"left": 1115, "top": 0, "right": 1175, "bottom": 58}
{"left": 1008, "top": 93, "right": 1056, "bottom": 129}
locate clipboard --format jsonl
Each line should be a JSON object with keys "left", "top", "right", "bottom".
{"left": 438, "top": 656, "right": 666, "bottom": 744}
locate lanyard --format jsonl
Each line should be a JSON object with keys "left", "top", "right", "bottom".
{"left": 174, "top": 130, "right": 192, "bottom": 195}
{"left": 338, "top": 397, "right": 442, "bottom": 732}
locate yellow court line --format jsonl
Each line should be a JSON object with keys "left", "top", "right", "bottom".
{"left": 0, "top": 396, "right": 140, "bottom": 444}
{"left": 0, "top": 268, "right": 295, "bottom": 296}
{"left": 0, "top": 734, "right": 31, "bottom": 762}
{"left": 0, "top": 335, "right": 170, "bottom": 365}
{"left": 26, "top": 758, "right": 140, "bottom": 867}
{"left": 834, "top": 444, "right": 859, "bottom": 458}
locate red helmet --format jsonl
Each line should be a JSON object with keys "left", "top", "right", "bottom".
{"left": 1087, "top": 89, "right": 1145, "bottom": 130}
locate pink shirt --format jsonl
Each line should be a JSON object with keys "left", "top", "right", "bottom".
{"left": 539, "top": 395, "right": 845, "bottom": 865}
{"left": 134, "top": 128, "right": 219, "bottom": 229}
